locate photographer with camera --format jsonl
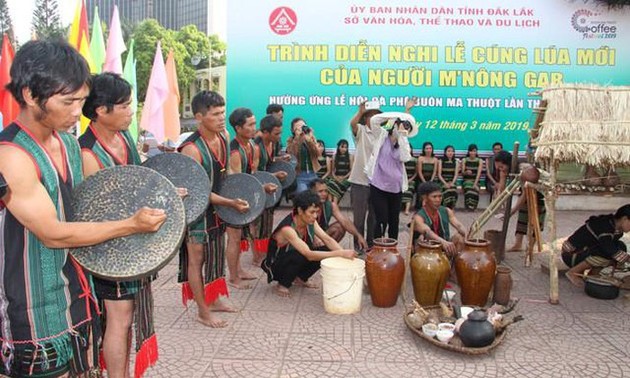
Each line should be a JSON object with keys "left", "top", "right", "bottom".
{"left": 349, "top": 98, "right": 416, "bottom": 250}
{"left": 365, "top": 112, "right": 418, "bottom": 240}
{"left": 287, "top": 117, "right": 321, "bottom": 193}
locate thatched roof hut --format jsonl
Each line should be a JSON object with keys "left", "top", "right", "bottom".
{"left": 529, "top": 84, "right": 630, "bottom": 304}
{"left": 533, "top": 84, "right": 630, "bottom": 169}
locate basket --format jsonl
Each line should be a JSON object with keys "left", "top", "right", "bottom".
{"left": 404, "top": 308, "right": 507, "bottom": 355}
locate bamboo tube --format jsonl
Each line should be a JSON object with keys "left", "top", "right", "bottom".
{"left": 401, "top": 218, "right": 415, "bottom": 306}
{"left": 468, "top": 178, "right": 521, "bottom": 238}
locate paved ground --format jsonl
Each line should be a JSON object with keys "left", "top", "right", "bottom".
{"left": 144, "top": 206, "right": 630, "bottom": 378}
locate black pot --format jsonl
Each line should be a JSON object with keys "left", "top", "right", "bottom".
{"left": 458, "top": 310, "right": 496, "bottom": 348}
{"left": 584, "top": 277, "right": 620, "bottom": 300}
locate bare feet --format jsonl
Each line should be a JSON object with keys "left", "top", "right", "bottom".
{"left": 507, "top": 245, "right": 524, "bottom": 252}
{"left": 210, "top": 299, "right": 239, "bottom": 313}
{"left": 228, "top": 279, "right": 253, "bottom": 290}
{"left": 239, "top": 270, "right": 259, "bottom": 280}
{"left": 196, "top": 312, "right": 228, "bottom": 328}
{"left": 274, "top": 284, "right": 291, "bottom": 297}
{"left": 565, "top": 272, "right": 585, "bottom": 288}
{"left": 293, "top": 278, "right": 319, "bottom": 289}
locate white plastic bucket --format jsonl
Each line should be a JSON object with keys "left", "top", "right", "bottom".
{"left": 320, "top": 257, "right": 366, "bottom": 314}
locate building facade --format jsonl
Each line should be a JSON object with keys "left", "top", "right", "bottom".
{"left": 86, "top": 0, "right": 214, "bottom": 35}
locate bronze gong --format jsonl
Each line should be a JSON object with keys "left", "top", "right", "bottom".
{"left": 142, "top": 152, "right": 211, "bottom": 225}
{"left": 253, "top": 171, "right": 282, "bottom": 208}
{"left": 216, "top": 173, "right": 266, "bottom": 226}
{"left": 70, "top": 165, "right": 186, "bottom": 281}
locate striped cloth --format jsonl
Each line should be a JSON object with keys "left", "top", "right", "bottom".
{"left": 440, "top": 158, "right": 458, "bottom": 209}
{"left": 462, "top": 157, "right": 481, "bottom": 210}
{"left": 0, "top": 122, "right": 99, "bottom": 376}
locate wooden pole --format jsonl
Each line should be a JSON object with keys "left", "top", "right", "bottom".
{"left": 497, "top": 142, "right": 520, "bottom": 259}
{"left": 548, "top": 160, "right": 559, "bottom": 304}
{"left": 524, "top": 186, "right": 542, "bottom": 267}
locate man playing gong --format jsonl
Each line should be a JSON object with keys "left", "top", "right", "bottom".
{"left": 80, "top": 72, "right": 162, "bottom": 378}
{"left": 225, "top": 107, "right": 278, "bottom": 290}
{"left": 178, "top": 91, "right": 249, "bottom": 328}
{"left": 0, "top": 41, "right": 166, "bottom": 377}
{"left": 251, "top": 114, "right": 289, "bottom": 266}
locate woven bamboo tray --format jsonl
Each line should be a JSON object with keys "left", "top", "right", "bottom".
{"left": 404, "top": 309, "right": 507, "bottom": 355}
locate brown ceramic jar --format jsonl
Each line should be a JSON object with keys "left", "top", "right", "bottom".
{"left": 410, "top": 240, "right": 451, "bottom": 306}
{"left": 454, "top": 238, "right": 497, "bottom": 307}
{"left": 492, "top": 266, "right": 513, "bottom": 305}
{"left": 365, "top": 238, "right": 404, "bottom": 308}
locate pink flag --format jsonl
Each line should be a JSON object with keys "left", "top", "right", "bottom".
{"left": 103, "top": 5, "right": 126, "bottom": 74}
{"left": 140, "top": 42, "right": 168, "bottom": 143}
{"left": 163, "top": 50, "right": 181, "bottom": 143}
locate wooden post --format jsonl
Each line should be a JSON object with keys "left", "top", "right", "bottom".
{"left": 548, "top": 161, "right": 559, "bottom": 304}
{"left": 525, "top": 185, "right": 543, "bottom": 267}
{"left": 497, "top": 142, "right": 520, "bottom": 259}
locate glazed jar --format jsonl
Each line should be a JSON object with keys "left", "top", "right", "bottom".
{"left": 365, "top": 238, "right": 405, "bottom": 308}
{"left": 458, "top": 309, "right": 496, "bottom": 348}
{"left": 410, "top": 240, "right": 451, "bottom": 306}
{"left": 454, "top": 238, "right": 496, "bottom": 307}
{"left": 492, "top": 266, "right": 513, "bottom": 305}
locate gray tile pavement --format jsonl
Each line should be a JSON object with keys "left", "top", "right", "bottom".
{"left": 138, "top": 207, "right": 629, "bottom": 378}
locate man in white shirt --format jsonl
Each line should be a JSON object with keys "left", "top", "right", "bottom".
{"left": 348, "top": 98, "right": 416, "bottom": 250}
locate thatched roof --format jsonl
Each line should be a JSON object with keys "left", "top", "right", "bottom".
{"left": 532, "top": 84, "right": 630, "bottom": 167}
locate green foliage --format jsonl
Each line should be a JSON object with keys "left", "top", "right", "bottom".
{"left": 121, "top": 17, "right": 137, "bottom": 43}
{"left": 130, "top": 20, "right": 226, "bottom": 102}
{"left": 130, "top": 19, "right": 179, "bottom": 99}
{"left": 0, "top": 0, "right": 14, "bottom": 41}
{"left": 31, "top": 0, "right": 64, "bottom": 41}
{"left": 208, "top": 34, "right": 227, "bottom": 67}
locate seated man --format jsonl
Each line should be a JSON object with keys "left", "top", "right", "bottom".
{"left": 261, "top": 191, "right": 356, "bottom": 297}
{"left": 412, "top": 181, "right": 467, "bottom": 256}
{"left": 562, "top": 204, "right": 630, "bottom": 287}
{"left": 308, "top": 178, "right": 369, "bottom": 251}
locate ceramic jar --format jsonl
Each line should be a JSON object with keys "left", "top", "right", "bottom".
{"left": 410, "top": 240, "right": 451, "bottom": 306}
{"left": 365, "top": 238, "right": 404, "bottom": 308}
{"left": 458, "top": 309, "right": 496, "bottom": 348}
{"left": 492, "top": 266, "right": 513, "bottom": 305}
{"left": 454, "top": 238, "right": 496, "bottom": 307}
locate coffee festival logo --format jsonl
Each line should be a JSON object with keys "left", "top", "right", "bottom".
{"left": 571, "top": 9, "right": 617, "bottom": 39}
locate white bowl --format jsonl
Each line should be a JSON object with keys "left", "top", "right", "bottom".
{"left": 436, "top": 329, "right": 454, "bottom": 343}
{"left": 422, "top": 323, "right": 438, "bottom": 338}
{"left": 438, "top": 322, "right": 455, "bottom": 332}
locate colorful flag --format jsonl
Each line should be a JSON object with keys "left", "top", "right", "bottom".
{"left": 163, "top": 50, "right": 181, "bottom": 143}
{"left": 123, "top": 39, "right": 139, "bottom": 142}
{"left": 140, "top": 42, "right": 168, "bottom": 144}
{"left": 0, "top": 34, "right": 20, "bottom": 128}
{"left": 90, "top": 6, "right": 106, "bottom": 73}
{"left": 68, "top": 0, "right": 95, "bottom": 72}
{"left": 103, "top": 5, "right": 126, "bottom": 74}
{"left": 68, "top": 0, "right": 94, "bottom": 133}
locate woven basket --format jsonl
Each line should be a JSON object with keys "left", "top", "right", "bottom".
{"left": 404, "top": 309, "right": 507, "bottom": 355}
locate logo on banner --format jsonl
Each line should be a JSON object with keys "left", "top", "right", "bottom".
{"left": 269, "top": 7, "right": 297, "bottom": 35}
{"left": 571, "top": 9, "right": 617, "bottom": 39}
